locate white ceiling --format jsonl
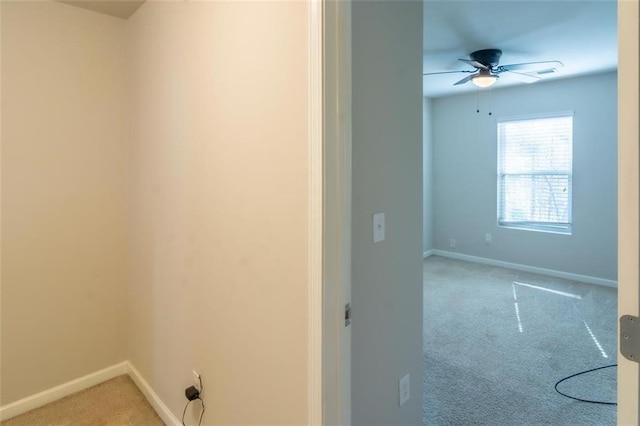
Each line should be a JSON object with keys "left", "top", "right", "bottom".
{"left": 56, "top": 0, "right": 617, "bottom": 96}
{"left": 57, "top": 0, "right": 146, "bottom": 19}
{"left": 423, "top": 0, "right": 618, "bottom": 98}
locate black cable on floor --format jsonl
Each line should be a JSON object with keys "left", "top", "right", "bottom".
{"left": 554, "top": 364, "right": 617, "bottom": 405}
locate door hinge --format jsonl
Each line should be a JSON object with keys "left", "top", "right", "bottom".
{"left": 620, "top": 315, "right": 640, "bottom": 362}
{"left": 345, "top": 303, "right": 351, "bottom": 327}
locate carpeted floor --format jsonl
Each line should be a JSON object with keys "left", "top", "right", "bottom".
{"left": 2, "top": 257, "right": 618, "bottom": 426}
{"left": 1, "top": 375, "right": 165, "bottom": 426}
{"left": 423, "top": 255, "right": 617, "bottom": 426}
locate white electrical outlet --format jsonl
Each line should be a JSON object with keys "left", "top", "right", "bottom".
{"left": 485, "top": 233, "right": 492, "bottom": 244}
{"left": 193, "top": 370, "right": 201, "bottom": 392}
{"left": 449, "top": 238, "right": 456, "bottom": 249}
{"left": 399, "top": 373, "right": 410, "bottom": 406}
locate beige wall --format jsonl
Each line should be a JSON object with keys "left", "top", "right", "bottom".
{"left": 1, "top": 1, "right": 310, "bottom": 422}
{"left": 126, "top": 2, "right": 309, "bottom": 424}
{"left": 1, "top": 1, "right": 129, "bottom": 404}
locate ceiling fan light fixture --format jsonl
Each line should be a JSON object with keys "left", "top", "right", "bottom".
{"left": 471, "top": 72, "right": 498, "bottom": 88}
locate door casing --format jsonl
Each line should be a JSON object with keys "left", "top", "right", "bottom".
{"left": 617, "top": 0, "right": 639, "bottom": 424}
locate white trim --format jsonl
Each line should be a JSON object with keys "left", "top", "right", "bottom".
{"left": 0, "top": 362, "right": 128, "bottom": 421}
{"left": 0, "top": 361, "right": 181, "bottom": 425}
{"left": 308, "top": 1, "right": 323, "bottom": 425}
{"left": 423, "top": 249, "right": 434, "bottom": 259}
{"left": 432, "top": 250, "right": 617, "bottom": 288}
{"left": 322, "top": 1, "right": 352, "bottom": 424}
{"left": 126, "top": 362, "right": 180, "bottom": 426}
{"left": 496, "top": 110, "right": 574, "bottom": 123}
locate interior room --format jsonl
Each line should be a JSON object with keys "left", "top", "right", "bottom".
{"left": 1, "top": 1, "right": 637, "bottom": 425}
{"left": 421, "top": 1, "right": 618, "bottom": 424}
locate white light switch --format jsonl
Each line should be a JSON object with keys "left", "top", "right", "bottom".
{"left": 399, "top": 373, "right": 410, "bottom": 406}
{"left": 373, "top": 212, "right": 385, "bottom": 243}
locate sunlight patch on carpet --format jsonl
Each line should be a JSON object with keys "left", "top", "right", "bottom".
{"left": 513, "top": 281, "right": 582, "bottom": 300}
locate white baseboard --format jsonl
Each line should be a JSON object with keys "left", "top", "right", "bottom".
{"left": 0, "top": 361, "right": 180, "bottom": 425}
{"left": 423, "top": 249, "right": 434, "bottom": 258}
{"left": 126, "top": 362, "right": 181, "bottom": 426}
{"left": 0, "top": 361, "right": 128, "bottom": 421}
{"left": 432, "top": 250, "right": 618, "bottom": 288}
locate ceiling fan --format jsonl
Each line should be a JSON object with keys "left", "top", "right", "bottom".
{"left": 424, "top": 49, "right": 563, "bottom": 88}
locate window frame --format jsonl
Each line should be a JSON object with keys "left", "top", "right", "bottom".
{"left": 496, "top": 111, "right": 574, "bottom": 235}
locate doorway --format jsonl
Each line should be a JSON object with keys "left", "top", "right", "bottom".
{"left": 421, "top": 1, "right": 619, "bottom": 424}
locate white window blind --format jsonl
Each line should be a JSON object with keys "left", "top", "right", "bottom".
{"left": 497, "top": 113, "right": 573, "bottom": 233}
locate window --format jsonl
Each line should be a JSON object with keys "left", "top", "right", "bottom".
{"left": 497, "top": 113, "right": 573, "bottom": 234}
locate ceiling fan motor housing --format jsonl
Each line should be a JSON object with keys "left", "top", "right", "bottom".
{"left": 470, "top": 49, "right": 502, "bottom": 68}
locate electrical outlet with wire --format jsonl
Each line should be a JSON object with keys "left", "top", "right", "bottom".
{"left": 183, "top": 371, "right": 205, "bottom": 426}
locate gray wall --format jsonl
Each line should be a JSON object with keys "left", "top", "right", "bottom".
{"left": 352, "top": 2, "right": 423, "bottom": 425}
{"left": 432, "top": 71, "right": 618, "bottom": 281}
{"left": 424, "top": 97, "right": 434, "bottom": 253}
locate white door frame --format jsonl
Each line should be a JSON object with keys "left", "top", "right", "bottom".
{"left": 309, "top": 1, "right": 352, "bottom": 425}
{"left": 321, "top": 1, "right": 352, "bottom": 425}
{"left": 308, "top": 1, "right": 324, "bottom": 425}
{"left": 617, "top": 0, "right": 639, "bottom": 424}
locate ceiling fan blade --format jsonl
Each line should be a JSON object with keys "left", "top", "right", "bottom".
{"left": 453, "top": 75, "right": 474, "bottom": 86}
{"left": 423, "top": 70, "right": 474, "bottom": 76}
{"left": 529, "top": 67, "right": 561, "bottom": 76}
{"left": 504, "top": 70, "right": 541, "bottom": 83}
{"left": 499, "top": 61, "right": 563, "bottom": 72}
{"left": 458, "top": 58, "right": 489, "bottom": 70}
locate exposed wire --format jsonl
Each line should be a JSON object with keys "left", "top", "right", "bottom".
{"left": 181, "top": 400, "right": 191, "bottom": 426}
{"left": 554, "top": 364, "right": 617, "bottom": 405}
{"left": 198, "top": 375, "right": 205, "bottom": 426}
{"left": 197, "top": 397, "right": 205, "bottom": 426}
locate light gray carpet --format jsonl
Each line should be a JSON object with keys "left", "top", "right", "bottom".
{"left": 423, "top": 256, "right": 617, "bottom": 426}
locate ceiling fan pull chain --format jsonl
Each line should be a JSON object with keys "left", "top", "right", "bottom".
{"left": 476, "top": 89, "right": 480, "bottom": 113}
{"left": 488, "top": 88, "right": 493, "bottom": 116}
